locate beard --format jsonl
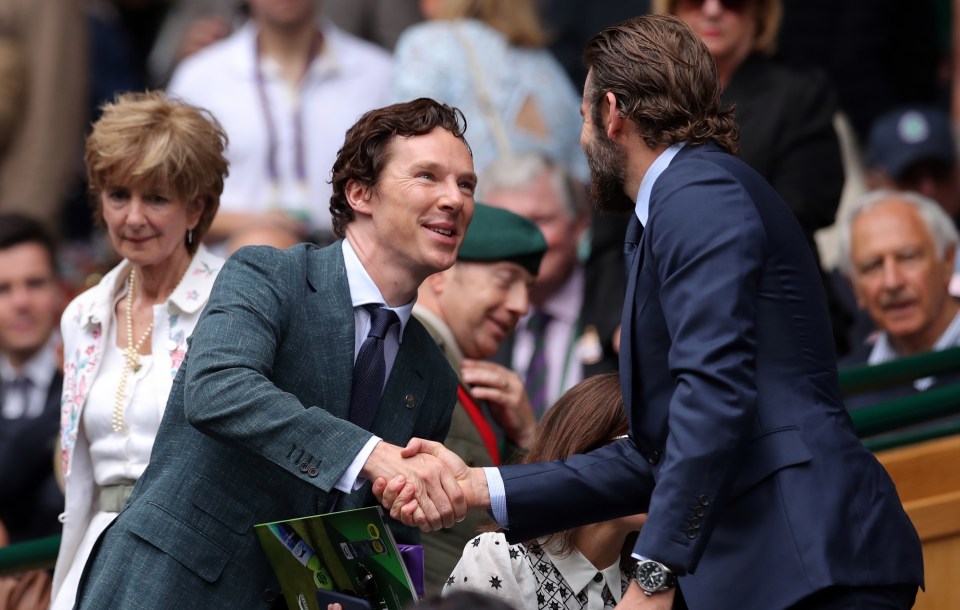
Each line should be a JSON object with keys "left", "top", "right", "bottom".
{"left": 584, "top": 130, "right": 633, "bottom": 215}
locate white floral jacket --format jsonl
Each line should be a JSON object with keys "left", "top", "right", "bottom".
{"left": 53, "top": 245, "right": 222, "bottom": 597}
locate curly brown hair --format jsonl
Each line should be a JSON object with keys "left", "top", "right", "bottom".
{"left": 583, "top": 14, "right": 739, "bottom": 154}
{"left": 328, "top": 98, "right": 471, "bottom": 238}
{"left": 86, "top": 91, "right": 229, "bottom": 255}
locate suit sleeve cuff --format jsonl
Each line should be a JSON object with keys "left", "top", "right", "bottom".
{"left": 335, "top": 436, "right": 381, "bottom": 492}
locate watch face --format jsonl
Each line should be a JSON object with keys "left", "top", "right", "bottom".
{"left": 636, "top": 561, "right": 666, "bottom": 590}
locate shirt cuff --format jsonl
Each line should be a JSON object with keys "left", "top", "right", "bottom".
{"left": 483, "top": 467, "right": 508, "bottom": 527}
{"left": 335, "top": 436, "right": 381, "bottom": 492}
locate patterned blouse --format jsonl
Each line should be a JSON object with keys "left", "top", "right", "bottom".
{"left": 443, "top": 533, "right": 629, "bottom": 610}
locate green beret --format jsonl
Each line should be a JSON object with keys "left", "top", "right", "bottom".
{"left": 457, "top": 202, "right": 547, "bottom": 276}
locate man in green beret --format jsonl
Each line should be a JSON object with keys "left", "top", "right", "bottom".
{"left": 413, "top": 202, "right": 547, "bottom": 594}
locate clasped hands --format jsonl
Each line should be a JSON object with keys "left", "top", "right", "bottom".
{"left": 364, "top": 439, "right": 488, "bottom": 531}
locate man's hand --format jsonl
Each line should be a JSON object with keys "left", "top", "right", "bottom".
{"left": 616, "top": 580, "right": 675, "bottom": 609}
{"left": 371, "top": 438, "right": 490, "bottom": 530}
{"left": 360, "top": 441, "right": 467, "bottom": 531}
{"left": 461, "top": 358, "right": 537, "bottom": 449}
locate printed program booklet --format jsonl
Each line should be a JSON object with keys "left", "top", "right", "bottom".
{"left": 255, "top": 506, "right": 420, "bottom": 610}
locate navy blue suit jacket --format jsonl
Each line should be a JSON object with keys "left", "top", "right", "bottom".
{"left": 498, "top": 143, "right": 923, "bottom": 609}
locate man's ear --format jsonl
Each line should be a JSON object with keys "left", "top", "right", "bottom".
{"left": 944, "top": 244, "right": 957, "bottom": 284}
{"left": 602, "top": 91, "right": 625, "bottom": 140}
{"left": 345, "top": 179, "right": 373, "bottom": 216}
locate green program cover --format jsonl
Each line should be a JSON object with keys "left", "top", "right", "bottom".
{"left": 255, "top": 506, "right": 417, "bottom": 610}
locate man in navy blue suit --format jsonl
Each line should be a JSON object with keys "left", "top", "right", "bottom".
{"left": 378, "top": 14, "right": 923, "bottom": 610}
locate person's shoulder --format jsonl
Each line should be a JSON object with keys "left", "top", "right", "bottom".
{"left": 60, "top": 259, "right": 128, "bottom": 331}
{"left": 404, "top": 315, "right": 457, "bottom": 377}
{"left": 460, "top": 531, "right": 514, "bottom": 554}
{"left": 739, "top": 55, "right": 836, "bottom": 106}
{"left": 225, "top": 242, "right": 322, "bottom": 276}
{"left": 660, "top": 144, "right": 744, "bottom": 183}
{"left": 396, "top": 19, "right": 458, "bottom": 45}
{"left": 324, "top": 20, "right": 392, "bottom": 71}
{"left": 167, "top": 23, "right": 251, "bottom": 89}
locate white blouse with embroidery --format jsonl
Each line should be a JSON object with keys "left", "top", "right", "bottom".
{"left": 443, "top": 533, "right": 629, "bottom": 610}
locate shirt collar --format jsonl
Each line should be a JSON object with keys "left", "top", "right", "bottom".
{"left": 634, "top": 142, "right": 685, "bottom": 227}
{"left": 167, "top": 245, "right": 223, "bottom": 314}
{"left": 540, "top": 540, "right": 624, "bottom": 603}
{"left": 342, "top": 239, "right": 414, "bottom": 339}
{"left": 0, "top": 334, "right": 59, "bottom": 390}
{"left": 81, "top": 245, "right": 221, "bottom": 328}
{"left": 869, "top": 306, "right": 960, "bottom": 364}
{"left": 241, "top": 18, "right": 344, "bottom": 81}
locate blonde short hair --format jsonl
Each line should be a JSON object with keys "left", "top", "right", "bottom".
{"left": 85, "top": 91, "right": 229, "bottom": 254}
{"left": 652, "top": 0, "right": 782, "bottom": 56}
{"left": 438, "top": 0, "right": 547, "bottom": 47}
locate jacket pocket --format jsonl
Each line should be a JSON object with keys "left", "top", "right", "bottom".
{"left": 191, "top": 475, "right": 254, "bottom": 535}
{"left": 728, "top": 426, "right": 812, "bottom": 500}
{"left": 129, "top": 502, "right": 231, "bottom": 583}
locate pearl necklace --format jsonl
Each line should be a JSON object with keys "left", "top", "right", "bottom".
{"left": 112, "top": 268, "right": 154, "bottom": 433}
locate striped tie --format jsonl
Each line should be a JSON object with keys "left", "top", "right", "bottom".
{"left": 524, "top": 310, "right": 552, "bottom": 418}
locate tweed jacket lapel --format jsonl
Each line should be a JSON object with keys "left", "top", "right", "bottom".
{"left": 306, "top": 241, "right": 429, "bottom": 439}
{"left": 305, "top": 242, "right": 356, "bottom": 422}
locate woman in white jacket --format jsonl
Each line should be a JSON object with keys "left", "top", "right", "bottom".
{"left": 51, "top": 91, "right": 229, "bottom": 609}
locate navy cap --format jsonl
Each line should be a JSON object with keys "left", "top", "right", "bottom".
{"left": 866, "top": 106, "right": 956, "bottom": 178}
{"left": 457, "top": 203, "right": 547, "bottom": 276}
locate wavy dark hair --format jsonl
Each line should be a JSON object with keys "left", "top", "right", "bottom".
{"left": 329, "top": 98, "right": 471, "bottom": 238}
{"left": 583, "top": 14, "right": 739, "bottom": 154}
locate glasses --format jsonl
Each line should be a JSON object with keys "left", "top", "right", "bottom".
{"left": 675, "top": 0, "right": 751, "bottom": 13}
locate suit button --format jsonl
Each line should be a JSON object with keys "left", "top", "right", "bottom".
{"left": 690, "top": 517, "right": 701, "bottom": 528}
{"left": 299, "top": 462, "right": 309, "bottom": 473}
{"left": 307, "top": 466, "right": 319, "bottom": 477}
{"left": 698, "top": 494, "right": 710, "bottom": 506}
{"left": 647, "top": 450, "right": 661, "bottom": 465}
{"left": 686, "top": 529, "right": 697, "bottom": 539}
{"left": 263, "top": 588, "right": 277, "bottom": 602}
{"left": 694, "top": 506, "right": 705, "bottom": 517}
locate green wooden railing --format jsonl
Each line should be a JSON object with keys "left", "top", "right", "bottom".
{"left": 839, "top": 345, "right": 960, "bottom": 451}
{"left": 1, "top": 348, "right": 958, "bottom": 577}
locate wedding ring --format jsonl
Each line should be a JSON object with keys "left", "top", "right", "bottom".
{"left": 501, "top": 378, "right": 509, "bottom": 389}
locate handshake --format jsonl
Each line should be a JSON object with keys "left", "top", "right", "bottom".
{"left": 362, "top": 438, "right": 491, "bottom": 531}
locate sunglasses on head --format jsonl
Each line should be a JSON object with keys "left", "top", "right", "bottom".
{"left": 677, "top": 0, "right": 750, "bottom": 12}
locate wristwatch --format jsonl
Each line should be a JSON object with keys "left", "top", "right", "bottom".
{"left": 633, "top": 559, "right": 676, "bottom": 595}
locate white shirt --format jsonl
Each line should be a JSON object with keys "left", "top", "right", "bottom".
{"left": 334, "top": 238, "right": 416, "bottom": 492}
{"left": 868, "top": 308, "right": 960, "bottom": 391}
{"left": 1, "top": 335, "right": 58, "bottom": 419}
{"left": 168, "top": 19, "right": 393, "bottom": 234}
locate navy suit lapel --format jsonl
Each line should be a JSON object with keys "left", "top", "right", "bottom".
{"left": 621, "top": 217, "right": 646, "bottom": 427}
